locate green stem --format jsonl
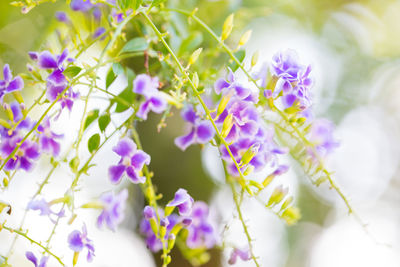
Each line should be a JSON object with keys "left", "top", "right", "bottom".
{"left": 222, "top": 161, "right": 261, "bottom": 267}
{"left": 2, "top": 225, "right": 65, "bottom": 266}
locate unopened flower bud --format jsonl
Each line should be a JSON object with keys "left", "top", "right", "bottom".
{"left": 221, "top": 14, "right": 234, "bottom": 41}
{"left": 221, "top": 113, "right": 234, "bottom": 139}
{"left": 240, "top": 143, "right": 260, "bottom": 166}
{"left": 239, "top": 30, "right": 252, "bottom": 47}
{"left": 181, "top": 218, "right": 192, "bottom": 227}
{"left": 189, "top": 48, "right": 203, "bottom": 65}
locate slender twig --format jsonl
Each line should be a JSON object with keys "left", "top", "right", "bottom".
{"left": 2, "top": 225, "right": 65, "bottom": 266}
{"left": 222, "top": 160, "right": 261, "bottom": 267}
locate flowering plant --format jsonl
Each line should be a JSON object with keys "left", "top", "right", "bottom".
{"left": 0, "top": 1, "right": 363, "bottom": 267}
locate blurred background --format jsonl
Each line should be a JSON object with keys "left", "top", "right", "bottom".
{"left": 1, "top": 0, "right": 400, "bottom": 266}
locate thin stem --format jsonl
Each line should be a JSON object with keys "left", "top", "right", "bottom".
{"left": 222, "top": 161, "right": 261, "bottom": 267}
{"left": 2, "top": 225, "right": 65, "bottom": 266}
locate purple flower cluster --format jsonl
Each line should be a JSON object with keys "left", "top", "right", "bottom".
{"left": 212, "top": 69, "right": 289, "bottom": 177}
{"left": 0, "top": 64, "right": 24, "bottom": 102}
{"left": 108, "top": 138, "right": 150, "bottom": 184}
{"left": 29, "top": 49, "right": 79, "bottom": 113}
{"left": 140, "top": 208, "right": 179, "bottom": 252}
{"left": 0, "top": 102, "right": 63, "bottom": 172}
{"left": 140, "top": 189, "right": 216, "bottom": 252}
{"left": 133, "top": 74, "right": 167, "bottom": 120}
{"left": 267, "top": 49, "right": 313, "bottom": 111}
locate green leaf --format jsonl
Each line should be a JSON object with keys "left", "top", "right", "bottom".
{"left": 98, "top": 114, "right": 111, "bottom": 132}
{"left": 106, "top": 68, "right": 117, "bottom": 89}
{"left": 228, "top": 50, "right": 246, "bottom": 72}
{"left": 88, "top": 133, "right": 100, "bottom": 153}
{"left": 84, "top": 109, "right": 99, "bottom": 130}
{"left": 63, "top": 66, "right": 82, "bottom": 79}
{"left": 178, "top": 32, "right": 203, "bottom": 56}
{"left": 117, "top": 0, "right": 131, "bottom": 9}
{"left": 121, "top": 37, "right": 148, "bottom": 53}
{"left": 151, "top": 0, "right": 167, "bottom": 7}
{"left": 112, "top": 63, "right": 124, "bottom": 76}
{"left": 115, "top": 87, "right": 134, "bottom": 113}
{"left": 131, "top": 0, "right": 142, "bottom": 9}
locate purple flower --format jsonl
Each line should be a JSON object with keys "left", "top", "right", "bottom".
{"left": 59, "top": 88, "right": 79, "bottom": 113}
{"left": 108, "top": 138, "right": 150, "bottom": 184}
{"left": 6, "top": 102, "right": 33, "bottom": 132}
{"left": 55, "top": 11, "right": 70, "bottom": 23}
{"left": 97, "top": 189, "right": 128, "bottom": 231}
{"left": 68, "top": 224, "right": 95, "bottom": 262}
{"left": 27, "top": 199, "right": 64, "bottom": 223}
{"left": 174, "top": 106, "right": 214, "bottom": 151}
{"left": 308, "top": 119, "right": 339, "bottom": 158}
{"left": 143, "top": 205, "right": 156, "bottom": 220}
{"left": 0, "top": 137, "right": 40, "bottom": 171}
{"left": 35, "top": 49, "right": 68, "bottom": 70}
{"left": 228, "top": 247, "right": 251, "bottom": 265}
{"left": 269, "top": 49, "right": 313, "bottom": 110}
{"left": 70, "top": 0, "right": 94, "bottom": 12}
{"left": 140, "top": 211, "right": 179, "bottom": 252}
{"left": 271, "top": 49, "right": 303, "bottom": 81}
{"left": 46, "top": 69, "right": 68, "bottom": 101}
{"left": 111, "top": 8, "right": 132, "bottom": 23}
{"left": 166, "top": 188, "right": 194, "bottom": 216}
{"left": 26, "top": 251, "right": 48, "bottom": 267}
{"left": 37, "top": 117, "right": 63, "bottom": 156}
{"left": 214, "top": 68, "right": 251, "bottom": 99}
{"left": 93, "top": 27, "right": 106, "bottom": 39}
{"left": 186, "top": 201, "right": 216, "bottom": 249}
{"left": 0, "top": 64, "right": 24, "bottom": 102}
{"left": 220, "top": 127, "right": 288, "bottom": 176}
{"left": 133, "top": 74, "right": 167, "bottom": 120}
{"left": 29, "top": 49, "right": 72, "bottom": 102}
{"left": 215, "top": 98, "right": 259, "bottom": 143}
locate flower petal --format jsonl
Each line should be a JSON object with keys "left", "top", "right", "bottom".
{"left": 131, "top": 150, "right": 150, "bottom": 170}
{"left": 25, "top": 251, "right": 38, "bottom": 266}
{"left": 68, "top": 230, "right": 84, "bottom": 252}
{"left": 38, "top": 51, "right": 58, "bottom": 69}
{"left": 3, "top": 64, "right": 12, "bottom": 83}
{"left": 125, "top": 166, "right": 146, "bottom": 184}
{"left": 174, "top": 128, "right": 196, "bottom": 151}
{"left": 108, "top": 165, "right": 125, "bottom": 184}
{"left": 112, "top": 138, "right": 136, "bottom": 157}
{"left": 195, "top": 121, "right": 214, "bottom": 144}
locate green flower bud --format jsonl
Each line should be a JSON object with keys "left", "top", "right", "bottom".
{"left": 221, "top": 113, "right": 234, "bottom": 139}
{"left": 221, "top": 14, "right": 234, "bottom": 41}
{"left": 189, "top": 48, "right": 203, "bottom": 65}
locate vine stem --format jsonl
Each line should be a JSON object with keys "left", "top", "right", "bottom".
{"left": 222, "top": 160, "right": 261, "bottom": 267}
{"left": 130, "top": 125, "right": 170, "bottom": 267}
{"left": 2, "top": 225, "right": 65, "bottom": 266}
{"left": 165, "top": 7, "right": 357, "bottom": 216}
{"left": 141, "top": 11, "right": 261, "bottom": 266}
